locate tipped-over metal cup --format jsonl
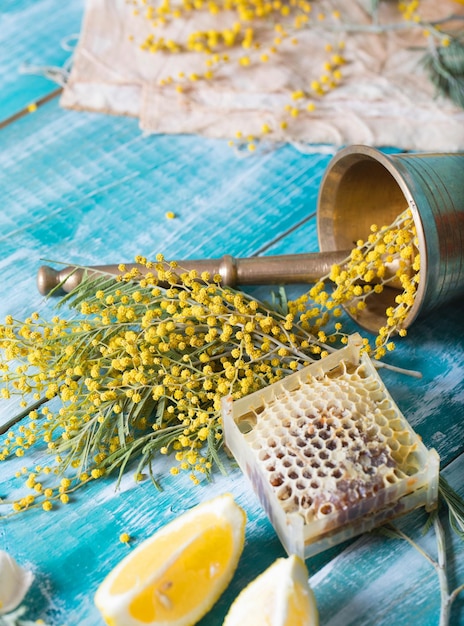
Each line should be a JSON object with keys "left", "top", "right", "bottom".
{"left": 317, "top": 146, "right": 464, "bottom": 333}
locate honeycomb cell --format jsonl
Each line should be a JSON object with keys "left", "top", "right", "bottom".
{"left": 301, "top": 494, "right": 313, "bottom": 509}
{"left": 326, "top": 438, "right": 339, "bottom": 451}
{"left": 270, "top": 472, "right": 284, "bottom": 487}
{"left": 396, "top": 431, "right": 414, "bottom": 446}
{"left": 277, "top": 484, "right": 292, "bottom": 501}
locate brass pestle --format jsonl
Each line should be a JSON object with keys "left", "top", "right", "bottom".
{"left": 37, "top": 250, "right": 350, "bottom": 296}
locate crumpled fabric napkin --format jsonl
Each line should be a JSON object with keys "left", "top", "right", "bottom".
{"left": 61, "top": 0, "right": 464, "bottom": 151}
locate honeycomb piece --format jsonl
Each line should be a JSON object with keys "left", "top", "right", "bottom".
{"left": 223, "top": 336, "right": 439, "bottom": 557}
{"left": 243, "top": 360, "right": 420, "bottom": 525}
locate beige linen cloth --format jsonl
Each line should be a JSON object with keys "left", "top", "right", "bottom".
{"left": 61, "top": 0, "right": 464, "bottom": 151}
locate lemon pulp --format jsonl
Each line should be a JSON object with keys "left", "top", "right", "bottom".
{"left": 286, "top": 579, "right": 315, "bottom": 624}
{"left": 223, "top": 554, "right": 319, "bottom": 626}
{"left": 126, "top": 518, "right": 233, "bottom": 622}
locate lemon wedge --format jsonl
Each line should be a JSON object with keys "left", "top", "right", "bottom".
{"left": 95, "top": 493, "right": 246, "bottom": 626}
{"left": 223, "top": 555, "right": 319, "bottom": 626}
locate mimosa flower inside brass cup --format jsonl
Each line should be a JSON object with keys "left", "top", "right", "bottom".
{"left": 316, "top": 145, "right": 464, "bottom": 336}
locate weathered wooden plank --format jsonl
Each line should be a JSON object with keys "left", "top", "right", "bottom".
{"left": 0, "top": 98, "right": 331, "bottom": 324}
{"left": 0, "top": 113, "right": 317, "bottom": 241}
{"left": 0, "top": 0, "right": 84, "bottom": 122}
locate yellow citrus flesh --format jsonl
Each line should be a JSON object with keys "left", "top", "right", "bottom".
{"left": 95, "top": 493, "right": 246, "bottom": 626}
{"left": 223, "top": 555, "right": 319, "bottom": 626}
{"left": 127, "top": 520, "right": 234, "bottom": 622}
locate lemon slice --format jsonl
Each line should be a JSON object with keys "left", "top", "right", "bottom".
{"left": 223, "top": 555, "right": 319, "bottom": 626}
{"left": 95, "top": 493, "right": 246, "bottom": 626}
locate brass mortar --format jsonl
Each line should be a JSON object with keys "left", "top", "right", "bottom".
{"left": 317, "top": 146, "right": 464, "bottom": 333}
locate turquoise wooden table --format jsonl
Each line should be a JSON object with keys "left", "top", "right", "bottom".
{"left": 1, "top": 2, "right": 463, "bottom": 625}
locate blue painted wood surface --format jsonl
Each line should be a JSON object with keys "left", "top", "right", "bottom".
{"left": 0, "top": 2, "right": 463, "bottom": 625}
{"left": 0, "top": 0, "right": 83, "bottom": 123}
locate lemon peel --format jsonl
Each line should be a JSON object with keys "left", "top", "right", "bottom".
{"left": 95, "top": 493, "right": 246, "bottom": 626}
{"left": 223, "top": 554, "right": 319, "bottom": 626}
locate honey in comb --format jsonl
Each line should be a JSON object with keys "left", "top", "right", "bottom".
{"left": 244, "top": 360, "right": 419, "bottom": 524}
{"left": 222, "top": 335, "right": 440, "bottom": 557}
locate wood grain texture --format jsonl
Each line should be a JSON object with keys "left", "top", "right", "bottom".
{"left": 0, "top": 0, "right": 84, "bottom": 123}
{"left": 0, "top": 2, "right": 463, "bottom": 625}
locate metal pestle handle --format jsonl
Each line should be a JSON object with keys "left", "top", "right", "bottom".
{"left": 37, "top": 250, "right": 351, "bottom": 296}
